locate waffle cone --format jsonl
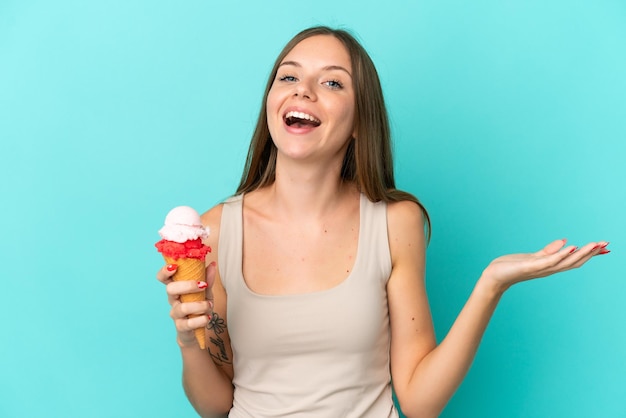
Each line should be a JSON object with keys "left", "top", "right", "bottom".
{"left": 164, "top": 256, "right": 207, "bottom": 349}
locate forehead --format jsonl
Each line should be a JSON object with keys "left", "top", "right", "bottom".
{"left": 281, "top": 35, "right": 352, "bottom": 71}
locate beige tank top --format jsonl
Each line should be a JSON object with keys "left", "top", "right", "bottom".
{"left": 219, "top": 194, "right": 398, "bottom": 417}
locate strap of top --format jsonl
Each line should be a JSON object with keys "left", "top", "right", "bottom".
{"left": 218, "top": 194, "right": 244, "bottom": 291}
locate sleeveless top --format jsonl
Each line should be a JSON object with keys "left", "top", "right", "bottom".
{"left": 219, "top": 194, "right": 398, "bottom": 418}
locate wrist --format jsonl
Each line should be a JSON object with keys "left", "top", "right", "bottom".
{"left": 177, "top": 335, "right": 201, "bottom": 350}
{"left": 476, "top": 273, "right": 509, "bottom": 299}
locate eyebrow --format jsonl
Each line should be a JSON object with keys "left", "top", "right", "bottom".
{"left": 278, "top": 60, "right": 352, "bottom": 77}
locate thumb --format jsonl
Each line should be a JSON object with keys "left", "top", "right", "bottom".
{"left": 538, "top": 239, "right": 567, "bottom": 256}
{"left": 205, "top": 261, "right": 217, "bottom": 289}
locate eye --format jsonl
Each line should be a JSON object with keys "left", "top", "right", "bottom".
{"left": 278, "top": 74, "right": 298, "bottom": 83}
{"left": 323, "top": 79, "right": 343, "bottom": 90}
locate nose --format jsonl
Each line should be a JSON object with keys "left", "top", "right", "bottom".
{"left": 293, "top": 81, "right": 316, "bottom": 100}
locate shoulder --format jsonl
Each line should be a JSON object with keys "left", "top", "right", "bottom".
{"left": 201, "top": 203, "right": 224, "bottom": 239}
{"left": 387, "top": 199, "right": 425, "bottom": 225}
{"left": 200, "top": 195, "right": 245, "bottom": 258}
{"left": 200, "top": 195, "right": 242, "bottom": 238}
{"left": 200, "top": 196, "right": 241, "bottom": 260}
{"left": 386, "top": 200, "right": 426, "bottom": 266}
{"left": 201, "top": 202, "right": 224, "bottom": 226}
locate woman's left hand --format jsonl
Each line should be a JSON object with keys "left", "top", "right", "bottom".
{"left": 481, "top": 239, "right": 610, "bottom": 293}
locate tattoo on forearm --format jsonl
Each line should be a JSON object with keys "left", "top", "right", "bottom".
{"left": 207, "top": 312, "right": 226, "bottom": 335}
{"left": 208, "top": 335, "right": 231, "bottom": 364}
{"left": 207, "top": 313, "right": 231, "bottom": 364}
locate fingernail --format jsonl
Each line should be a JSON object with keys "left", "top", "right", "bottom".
{"left": 166, "top": 264, "right": 178, "bottom": 271}
{"left": 209, "top": 261, "right": 216, "bottom": 267}
{"left": 197, "top": 281, "right": 208, "bottom": 289}
{"left": 208, "top": 246, "right": 213, "bottom": 253}
{"left": 591, "top": 245, "right": 600, "bottom": 251}
{"left": 601, "top": 242, "right": 610, "bottom": 248}
{"left": 569, "top": 247, "right": 577, "bottom": 253}
{"left": 208, "top": 300, "right": 214, "bottom": 309}
{"left": 207, "top": 314, "right": 212, "bottom": 321}
{"left": 599, "top": 249, "right": 611, "bottom": 255}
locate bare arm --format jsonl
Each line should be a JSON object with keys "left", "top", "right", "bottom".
{"left": 387, "top": 201, "right": 609, "bottom": 418}
{"left": 157, "top": 204, "right": 234, "bottom": 417}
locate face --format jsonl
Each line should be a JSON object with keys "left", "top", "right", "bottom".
{"left": 266, "top": 35, "right": 356, "bottom": 166}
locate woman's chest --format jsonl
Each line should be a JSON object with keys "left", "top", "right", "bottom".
{"left": 242, "top": 214, "right": 360, "bottom": 295}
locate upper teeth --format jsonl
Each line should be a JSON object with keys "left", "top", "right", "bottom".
{"left": 285, "top": 111, "right": 320, "bottom": 123}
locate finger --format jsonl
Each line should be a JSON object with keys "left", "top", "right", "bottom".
{"left": 167, "top": 293, "right": 179, "bottom": 306}
{"left": 205, "top": 262, "right": 217, "bottom": 307}
{"left": 571, "top": 242, "right": 606, "bottom": 257}
{"left": 562, "top": 241, "right": 608, "bottom": 257}
{"left": 530, "top": 243, "right": 578, "bottom": 274}
{"left": 172, "top": 300, "right": 212, "bottom": 318}
{"left": 174, "top": 315, "right": 211, "bottom": 333}
{"left": 569, "top": 254, "right": 596, "bottom": 269}
{"left": 170, "top": 300, "right": 212, "bottom": 321}
{"left": 156, "top": 264, "right": 178, "bottom": 284}
{"left": 205, "top": 261, "right": 217, "bottom": 289}
{"left": 592, "top": 241, "right": 610, "bottom": 256}
{"left": 536, "top": 239, "right": 567, "bottom": 256}
{"left": 166, "top": 280, "right": 209, "bottom": 297}
{"left": 572, "top": 242, "right": 609, "bottom": 262}
{"left": 547, "top": 242, "right": 600, "bottom": 272}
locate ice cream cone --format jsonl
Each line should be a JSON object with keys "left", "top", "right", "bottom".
{"left": 164, "top": 256, "right": 207, "bottom": 349}
{"left": 156, "top": 206, "right": 211, "bottom": 350}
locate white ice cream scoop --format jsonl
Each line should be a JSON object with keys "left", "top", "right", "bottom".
{"left": 158, "top": 206, "right": 210, "bottom": 243}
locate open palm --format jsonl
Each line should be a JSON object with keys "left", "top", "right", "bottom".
{"left": 482, "top": 239, "right": 609, "bottom": 291}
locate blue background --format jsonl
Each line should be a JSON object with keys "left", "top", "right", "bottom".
{"left": 1, "top": 1, "right": 624, "bottom": 417}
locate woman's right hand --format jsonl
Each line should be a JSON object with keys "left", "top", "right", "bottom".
{"left": 156, "top": 262, "right": 217, "bottom": 347}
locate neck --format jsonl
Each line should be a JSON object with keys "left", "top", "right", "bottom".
{"left": 266, "top": 155, "right": 356, "bottom": 220}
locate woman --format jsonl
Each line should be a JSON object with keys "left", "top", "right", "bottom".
{"left": 156, "top": 26, "right": 609, "bottom": 418}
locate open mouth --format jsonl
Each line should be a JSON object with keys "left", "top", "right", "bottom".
{"left": 284, "top": 110, "right": 321, "bottom": 128}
